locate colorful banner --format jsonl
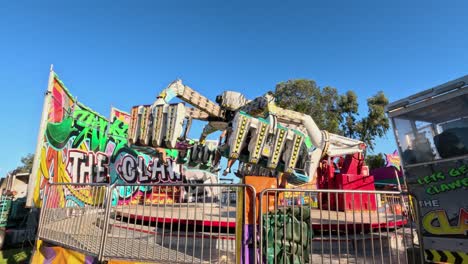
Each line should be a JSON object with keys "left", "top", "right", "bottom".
{"left": 110, "top": 107, "right": 131, "bottom": 125}
{"left": 31, "top": 240, "right": 97, "bottom": 264}
{"left": 31, "top": 72, "right": 218, "bottom": 208}
{"left": 405, "top": 159, "right": 468, "bottom": 256}
{"left": 385, "top": 150, "right": 401, "bottom": 170}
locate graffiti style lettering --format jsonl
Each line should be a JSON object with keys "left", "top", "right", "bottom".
{"left": 419, "top": 199, "right": 440, "bottom": 208}
{"left": 73, "top": 109, "right": 109, "bottom": 151}
{"left": 108, "top": 118, "right": 129, "bottom": 156}
{"left": 426, "top": 176, "right": 468, "bottom": 195}
{"left": 45, "top": 106, "right": 133, "bottom": 161}
{"left": 449, "top": 165, "right": 467, "bottom": 177}
{"left": 66, "top": 150, "right": 109, "bottom": 183}
{"left": 64, "top": 108, "right": 134, "bottom": 163}
{"left": 165, "top": 159, "right": 181, "bottom": 182}
{"left": 150, "top": 158, "right": 165, "bottom": 183}
{"left": 96, "top": 153, "right": 109, "bottom": 183}
{"left": 116, "top": 155, "right": 183, "bottom": 184}
{"left": 34, "top": 75, "right": 216, "bottom": 208}
{"left": 118, "top": 155, "right": 139, "bottom": 183}
{"left": 416, "top": 164, "right": 468, "bottom": 195}
{"left": 422, "top": 208, "right": 468, "bottom": 235}
{"left": 417, "top": 172, "right": 445, "bottom": 185}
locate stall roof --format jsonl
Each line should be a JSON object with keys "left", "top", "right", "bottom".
{"left": 394, "top": 92, "right": 468, "bottom": 123}
{"left": 386, "top": 75, "right": 468, "bottom": 119}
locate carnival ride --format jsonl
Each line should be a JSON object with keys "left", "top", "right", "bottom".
{"left": 127, "top": 79, "right": 366, "bottom": 186}
{"left": 124, "top": 80, "right": 407, "bottom": 229}
{"left": 31, "top": 72, "right": 416, "bottom": 264}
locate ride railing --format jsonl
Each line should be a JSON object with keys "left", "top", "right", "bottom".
{"left": 259, "top": 189, "right": 423, "bottom": 264}
{"left": 101, "top": 183, "right": 256, "bottom": 263}
{"left": 37, "top": 183, "right": 257, "bottom": 263}
{"left": 37, "top": 183, "right": 423, "bottom": 263}
{"left": 37, "top": 183, "right": 109, "bottom": 257}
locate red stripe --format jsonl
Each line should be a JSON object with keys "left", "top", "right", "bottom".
{"left": 311, "top": 219, "right": 407, "bottom": 231}
{"left": 112, "top": 224, "right": 236, "bottom": 240}
{"left": 52, "top": 80, "right": 64, "bottom": 122}
{"left": 120, "top": 213, "right": 406, "bottom": 232}
{"left": 119, "top": 213, "right": 237, "bottom": 228}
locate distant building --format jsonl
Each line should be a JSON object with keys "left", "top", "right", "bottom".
{"left": 0, "top": 172, "right": 30, "bottom": 199}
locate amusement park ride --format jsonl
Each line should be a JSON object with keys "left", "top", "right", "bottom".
{"left": 24, "top": 69, "right": 467, "bottom": 263}
{"left": 128, "top": 79, "right": 368, "bottom": 189}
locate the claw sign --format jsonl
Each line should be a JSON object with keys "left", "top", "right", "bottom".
{"left": 422, "top": 208, "right": 468, "bottom": 236}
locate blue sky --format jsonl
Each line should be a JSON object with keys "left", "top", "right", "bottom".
{"left": 0, "top": 0, "right": 467, "bottom": 175}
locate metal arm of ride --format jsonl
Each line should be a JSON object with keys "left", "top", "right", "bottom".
{"left": 185, "top": 107, "right": 209, "bottom": 121}
{"left": 240, "top": 93, "right": 364, "bottom": 154}
{"left": 153, "top": 79, "right": 224, "bottom": 118}
{"left": 301, "top": 115, "right": 364, "bottom": 177}
{"left": 240, "top": 93, "right": 365, "bottom": 178}
{"left": 151, "top": 80, "right": 365, "bottom": 181}
{"left": 153, "top": 80, "right": 238, "bottom": 143}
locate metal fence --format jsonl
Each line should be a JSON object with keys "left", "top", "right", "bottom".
{"left": 37, "top": 183, "right": 422, "bottom": 263}
{"left": 37, "top": 183, "right": 109, "bottom": 258}
{"left": 259, "top": 189, "right": 422, "bottom": 264}
{"left": 37, "top": 183, "right": 256, "bottom": 263}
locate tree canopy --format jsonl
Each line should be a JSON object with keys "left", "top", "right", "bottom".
{"left": 9, "top": 153, "right": 34, "bottom": 174}
{"left": 365, "top": 153, "right": 386, "bottom": 170}
{"left": 273, "top": 79, "right": 389, "bottom": 151}
{"left": 275, "top": 80, "right": 341, "bottom": 133}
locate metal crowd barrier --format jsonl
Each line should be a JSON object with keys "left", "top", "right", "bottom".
{"left": 37, "top": 183, "right": 422, "bottom": 263}
{"left": 37, "top": 183, "right": 257, "bottom": 263}
{"left": 259, "top": 189, "right": 423, "bottom": 264}
{"left": 37, "top": 183, "right": 109, "bottom": 258}
{"left": 100, "top": 183, "right": 256, "bottom": 263}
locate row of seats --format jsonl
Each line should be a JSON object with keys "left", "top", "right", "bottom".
{"left": 128, "top": 103, "right": 186, "bottom": 149}
{"left": 227, "top": 111, "right": 310, "bottom": 174}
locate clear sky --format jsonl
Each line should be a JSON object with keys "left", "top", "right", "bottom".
{"left": 0, "top": 0, "right": 467, "bottom": 175}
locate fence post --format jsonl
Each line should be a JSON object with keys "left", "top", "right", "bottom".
{"left": 410, "top": 194, "right": 425, "bottom": 264}
{"left": 251, "top": 186, "right": 257, "bottom": 264}
{"left": 258, "top": 190, "right": 264, "bottom": 264}
{"left": 98, "top": 184, "right": 115, "bottom": 262}
{"left": 35, "top": 184, "right": 51, "bottom": 242}
{"left": 236, "top": 185, "right": 244, "bottom": 264}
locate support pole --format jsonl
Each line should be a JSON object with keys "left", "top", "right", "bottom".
{"left": 236, "top": 182, "right": 244, "bottom": 264}
{"left": 27, "top": 65, "right": 55, "bottom": 208}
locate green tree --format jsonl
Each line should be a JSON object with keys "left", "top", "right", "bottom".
{"left": 355, "top": 92, "right": 390, "bottom": 151}
{"left": 275, "top": 79, "right": 341, "bottom": 133}
{"left": 365, "top": 153, "right": 386, "bottom": 170}
{"left": 10, "top": 153, "right": 34, "bottom": 174}
{"left": 273, "top": 79, "right": 389, "bottom": 151}
{"left": 338, "top": 91, "right": 359, "bottom": 138}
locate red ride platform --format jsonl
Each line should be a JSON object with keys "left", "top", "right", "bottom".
{"left": 115, "top": 204, "right": 407, "bottom": 233}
